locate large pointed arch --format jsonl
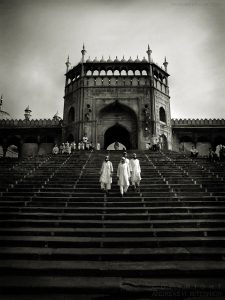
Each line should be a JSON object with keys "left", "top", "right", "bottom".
{"left": 98, "top": 101, "right": 138, "bottom": 149}
{"left": 104, "top": 124, "right": 131, "bottom": 149}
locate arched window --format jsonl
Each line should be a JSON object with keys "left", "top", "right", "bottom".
{"left": 142, "top": 70, "right": 147, "bottom": 76}
{"left": 68, "top": 107, "right": 75, "bottom": 123}
{"left": 107, "top": 70, "right": 113, "bottom": 76}
{"left": 135, "top": 70, "right": 141, "bottom": 76}
{"left": 100, "top": 70, "right": 106, "bottom": 76}
{"left": 121, "top": 70, "right": 127, "bottom": 76}
{"left": 86, "top": 70, "right": 92, "bottom": 76}
{"left": 159, "top": 107, "right": 166, "bottom": 123}
{"left": 128, "top": 70, "right": 133, "bottom": 76}
{"left": 93, "top": 70, "right": 99, "bottom": 76}
{"left": 114, "top": 70, "right": 120, "bottom": 76}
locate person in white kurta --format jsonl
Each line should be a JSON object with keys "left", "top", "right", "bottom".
{"left": 129, "top": 153, "right": 141, "bottom": 190}
{"left": 99, "top": 156, "right": 113, "bottom": 194}
{"left": 117, "top": 157, "right": 131, "bottom": 197}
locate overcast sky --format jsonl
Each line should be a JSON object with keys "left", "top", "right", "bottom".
{"left": 0, "top": 0, "right": 225, "bottom": 120}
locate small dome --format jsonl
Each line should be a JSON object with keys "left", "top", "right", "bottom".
{"left": 135, "top": 56, "right": 140, "bottom": 62}
{"left": 100, "top": 56, "right": 106, "bottom": 63}
{"left": 0, "top": 110, "right": 11, "bottom": 120}
{"left": 121, "top": 56, "right": 126, "bottom": 62}
{"left": 107, "top": 56, "right": 113, "bottom": 63}
{"left": 142, "top": 56, "right": 148, "bottom": 62}
{"left": 114, "top": 56, "right": 119, "bottom": 62}
{"left": 93, "top": 57, "right": 99, "bottom": 63}
{"left": 86, "top": 56, "right": 91, "bottom": 63}
{"left": 128, "top": 56, "right": 133, "bottom": 62}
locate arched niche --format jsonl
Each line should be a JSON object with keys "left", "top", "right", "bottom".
{"left": 68, "top": 107, "right": 75, "bottom": 123}
{"left": 99, "top": 101, "right": 138, "bottom": 149}
{"left": 159, "top": 107, "right": 166, "bottom": 123}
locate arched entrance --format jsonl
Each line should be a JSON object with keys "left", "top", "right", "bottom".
{"left": 160, "top": 134, "right": 168, "bottom": 151}
{"left": 104, "top": 124, "right": 131, "bottom": 150}
{"left": 99, "top": 101, "right": 138, "bottom": 149}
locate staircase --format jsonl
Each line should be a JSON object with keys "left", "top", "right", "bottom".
{"left": 0, "top": 151, "right": 225, "bottom": 299}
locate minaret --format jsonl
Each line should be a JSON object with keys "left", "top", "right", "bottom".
{"left": 0, "top": 95, "right": 3, "bottom": 111}
{"left": 24, "top": 106, "right": 32, "bottom": 121}
{"left": 146, "top": 44, "right": 152, "bottom": 63}
{"left": 81, "top": 44, "right": 87, "bottom": 77}
{"left": 163, "top": 57, "right": 168, "bottom": 72}
{"left": 65, "top": 56, "right": 71, "bottom": 86}
{"left": 65, "top": 55, "right": 71, "bottom": 73}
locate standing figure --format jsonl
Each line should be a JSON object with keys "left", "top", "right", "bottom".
{"left": 117, "top": 157, "right": 131, "bottom": 197}
{"left": 129, "top": 153, "right": 141, "bottom": 191}
{"left": 52, "top": 144, "right": 59, "bottom": 155}
{"left": 190, "top": 146, "right": 198, "bottom": 158}
{"left": 114, "top": 141, "right": 119, "bottom": 150}
{"left": 99, "top": 155, "right": 113, "bottom": 195}
{"left": 71, "top": 141, "right": 76, "bottom": 152}
{"left": 65, "top": 141, "right": 71, "bottom": 154}
{"left": 123, "top": 152, "right": 129, "bottom": 165}
{"left": 82, "top": 134, "right": 88, "bottom": 149}
{"left": 215, "top": 144, "right": 223, "bottom": 161}
{"left": 60, "top": 143, "right": 65, "bottom": 154}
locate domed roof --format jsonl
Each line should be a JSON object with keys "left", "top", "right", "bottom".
{"left": 135, "top": 56, "right": 140, "bottom": 62}
{"left": 100, "top": 56, "right": 106, "bottom": 63}
{"left": 121, "top": 56, "right": 126, "bottom": 62}
{"left": 142, "top": 56, "right": 148, "bottom": 62}
{"left": 107, "top": 56, "right": 113, "bottom": 63}
{"left": 93, "top": 57, "right": 99, "bottom": 63}
{"left": 0, "top": 110, "right": 12, "bottom": 120}
{"left": 0, "top": 96, "right": 12, "bottom": 120}
{"left": 86, "top": 56, "right": 91, "bottom": 63}
{"left": 114, "top": 56, "right": 119, "bottom": 62}
{"left": 128, "top": 56, "right": 133, "bottom": 62}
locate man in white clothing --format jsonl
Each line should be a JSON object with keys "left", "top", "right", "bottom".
{"left": 117, "top": 157, "right": 131, "bottom": 197}
{"left": 129, "top": 153, "right": 141, "bottom": 191}
{"left": 99, "top": 156, "right": 113, "bottom": 195}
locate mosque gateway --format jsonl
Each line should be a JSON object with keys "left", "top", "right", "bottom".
{"left": 63, "top": 45, "right": 172, "bottom": 150}
{"left": 0, "top": 45, "right": 225, "bottom": 157}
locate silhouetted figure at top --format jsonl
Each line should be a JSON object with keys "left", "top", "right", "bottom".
{"left": 114, "top": 141, "right": 119, "bottom": 150}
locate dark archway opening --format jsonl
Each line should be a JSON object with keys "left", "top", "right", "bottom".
{"left": 67, "top": 134, "right": 74, "bottom": 143}
{"left": 160, "top": 134, "right": 168, "bottom": 150}
{"left": 104, "top": 124, "right": 131, "bottom": 150}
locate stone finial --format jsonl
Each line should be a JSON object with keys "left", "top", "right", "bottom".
{"left": 146, "top": 44, "right": 152, "bottom": 63}
{"left": 53, "top": 111, "right": 62, "bottom": 121}
{"left": 65, "top": 55, "right": 71, "bottom": 72}
{"left": 163, "top": 56, "right": 168, "bottom": 71}
{"left": 24, "top": 106, "right": 32, "bottom": 121}
{"left": 0, "top": 94, "right": 3, "bottom": 111}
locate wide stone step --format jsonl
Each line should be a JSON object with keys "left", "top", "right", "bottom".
{"left": 1, "top": 227, "right": 225, "bottom": 238}
{"left": 1, "top": 246, "right": 225, "bottom": 261}
{"left": 1, "top": 259, "right": 225, "bottom": 276}
{"left": 2, "top": 218, "right": 225, "bottom": 228}
{"left": 0, "top": 275, "right": 224, "bottom": 296}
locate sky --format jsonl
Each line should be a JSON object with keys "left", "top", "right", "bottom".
{"left": 0, "top": 0, "right": 225, "bottom": 120}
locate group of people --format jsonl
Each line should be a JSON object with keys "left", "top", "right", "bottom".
{"left": 99, "top": 152, "right": 141, "bottom": 197}
{"left": 208, "top": 144, "right": 225, "bottom": 161}
{"left": 52, "top": 136, "right": 100, "bottom": 155}
{"left": 190, "top": 144, "right": 225, "bottom": 161}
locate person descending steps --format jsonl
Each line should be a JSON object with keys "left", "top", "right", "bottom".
{"left": 99, "top": 155, "right": 113, "bottom": 195}
{"left": 129, "top": 153, "right": 141, "bottom": 192}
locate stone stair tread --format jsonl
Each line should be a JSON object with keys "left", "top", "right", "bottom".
{"left": 1, "top": 235, "right": 225, "bottom": 242}
{"left": 1, "top": 246, "right": 225, "bottom": 256}
{"left": 1, "top": 275, "right": 224, "bottom": 294}
{"left": 1, "top": 259, "right": 225, "bottom": 273}
{"left": 1, "top": 227, "right": 225, "bottom": 233}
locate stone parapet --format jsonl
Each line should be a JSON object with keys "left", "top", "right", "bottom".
{"left": 172, "top": 118, "right": 225, "bottom": 127}
{"left": 0, "top": 118, "right": 62, "bottom": 128}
